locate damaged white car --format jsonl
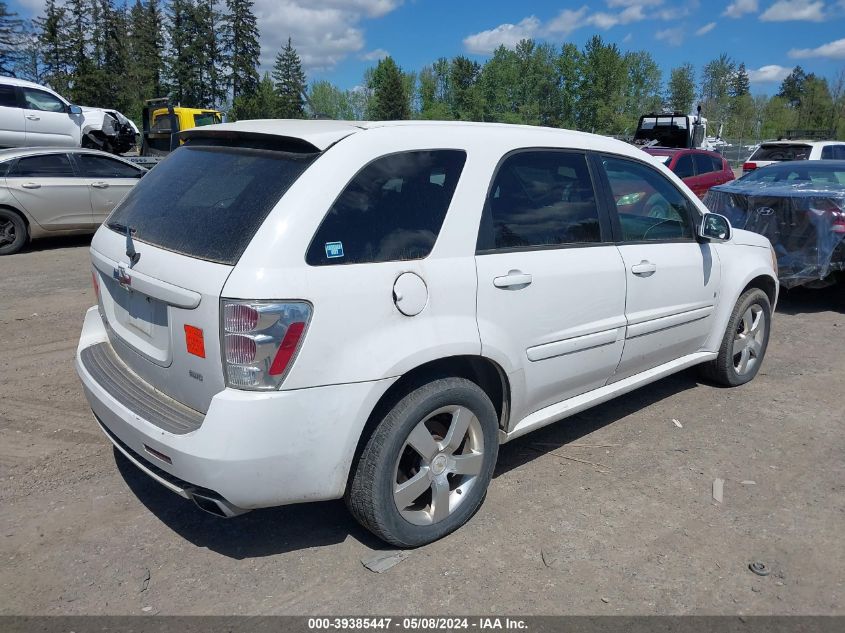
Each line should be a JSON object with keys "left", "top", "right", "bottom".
{"left": 0, "top": 77, "right": 137, "bottom": 154}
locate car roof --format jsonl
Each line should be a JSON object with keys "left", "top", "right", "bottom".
{"left": 0, "top": 76, "right": 56, "bottom": 90}
{"left": 0, "top": 147, "right": 142, "bottom": 164}
{"left": 760, "top": 140, "right": 840, "bottom": 146}
{"left": 643, "top": 147, "right": 723, "bottom": 157}
{"left": 182, "top": 119, "right": 643, "bottom": 155}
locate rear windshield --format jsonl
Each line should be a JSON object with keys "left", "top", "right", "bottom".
{"left": 750, "top": 144, "right": 811, "bottom": 161}
{"left": 107, "top": 142, "right": 317, "bottom": 265}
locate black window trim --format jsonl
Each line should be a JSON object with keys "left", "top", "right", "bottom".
{"left": 304, "top": 147, "right": 468, "bottom": 267}
{"left": 475, "top": 147, "right": 615, "bottom": 256}
{"left": 8, "top": 152, "right": 80, "bottom": 178}
{"left": 592, "top": 150, "right": 702, "bottom": 246}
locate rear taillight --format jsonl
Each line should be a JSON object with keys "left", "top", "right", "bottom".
{"left": 221, "top": 300, "right": 312, "bottom": 390}
{"left": 742, "top": 162, "right": 757, "bottom": 172}
{"left": 812, "top": 199, "right": 845, "bottom": 234}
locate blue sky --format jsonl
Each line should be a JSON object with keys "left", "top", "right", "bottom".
{"left": 11, "top": 0, "right": 845, "bottom": 93}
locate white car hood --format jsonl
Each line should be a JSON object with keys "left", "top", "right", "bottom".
{"left": 732, "top": 228, "right": 772, "bottom": 249}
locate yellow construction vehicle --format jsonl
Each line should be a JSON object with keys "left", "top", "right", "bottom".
{"left": 140, "top": 98, "right": 223, "bottom": 157}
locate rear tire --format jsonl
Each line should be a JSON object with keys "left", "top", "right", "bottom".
{"left": 0, "top": 208, "right": 27, "bottom": 255}
{"left": 346, "top": 377, "right": 499, "bottom": 547}
{"left": 700, "top": 288, "right": 771, "bottom": 386}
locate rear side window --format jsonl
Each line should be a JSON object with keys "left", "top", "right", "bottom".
{"left": 602, "top": 156, "right": 694, "bottom": 242}
{"left": 479, "top": 150, "right": 601, "bottom": 251}
{"left": 77, "top": 154, "right": 144, "bottom": 179}
{"left": 674, "top": 154, "right": 695, "bottom": 178}
{"left": 306, "top": 150, "right": 466, "bottom": 266}
{"left": 750, "top": 144, "right": 811, "bottom": 161}
{"left": 10, "top": 154, "right": 74, "bottom": 177}
{"left": 107, "top": 142, "right": 317, "bottom": 265}
{"left": 821, "top": 145, "right": 845, "bottom": 160}
{"left": 0, "top": 84, "right": 18, "bottom": 108}
{"left": 693, "top": 153, "right": 715, "bottom": 175}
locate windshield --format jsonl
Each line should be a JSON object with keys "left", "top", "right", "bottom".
{"left": 750, "top": 144, "right": 812, "bottom": 161}
{"left": 738, "top": 162, "right": 845, "bottom": 186}
{"left": 107, "top": 142, "right": 318, "bottom": 265}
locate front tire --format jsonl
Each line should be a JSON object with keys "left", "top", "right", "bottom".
{"left": 0, "top": 208, "right": 27, "bottom": 255}
{"left": 700, "top": 288, "right": 771, "bottom": 386}
{"left": 346, "top": 377, "right": 499, "bottom": 547}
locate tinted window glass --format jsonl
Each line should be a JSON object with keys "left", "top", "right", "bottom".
{"left": 107, "top": 142, "right": 317, "bottom": 265}
{"left": 674, "top": 154, "right": 695, "bottom": 178}
{"left": 194, "top": 112, "right": 221, "bottom": 126}
{"left": 306, "top": 150, "right": 466, "bottom": 266}
{"left": 152, "top": 113, "right": 177, "bottom": 132}
{"left": 602, "top": 156, "right": 694, "bottom": 242}
{"left": 821, "top": 145, "right": 845, "bottom": 160}
{"left": 77, "top": 154, "right": 143, "bottom": 178}
{"left": 22, "top": 88, "right": 66, "bottom": 113}
{"left": 693, "top": 153, "right": 715, "bottom": 175}
{"left": 481, "top": 151, "right": 601, "bottom": 250}
{"left": 10, "top": 154, "right": 74, "bottom": 177}
{"left": 711, "top": 155, "right": 725, "bottom": 172}
{"left": 0, "top": 84, "right": 18, "bottom": 108}
{"left": 750, "top": 144, "right": 811, "bottom": 161}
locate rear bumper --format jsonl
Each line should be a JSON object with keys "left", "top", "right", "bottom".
{"left": 76, "top": 306, "right": 395, "bottom": 510}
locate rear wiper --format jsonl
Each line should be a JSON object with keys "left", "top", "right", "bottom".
{"left": 107, "top": 221, "right": 133, "bottom": 234}
{"left": 107, "top": 222, "right": 141, "bottom": 267}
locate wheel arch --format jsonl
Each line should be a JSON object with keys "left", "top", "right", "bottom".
{"left": 741, "top": 273, "right": 778, "bottom": 308}
{"left": 345, "top": 354, "right": 510, "bottom": 489}
{"left": 0, "top": 203, "right": 31, "bottom": 240}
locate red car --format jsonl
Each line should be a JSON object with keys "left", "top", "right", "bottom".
{"left": 643, "top": 148, "right": 735, "bottom": 198}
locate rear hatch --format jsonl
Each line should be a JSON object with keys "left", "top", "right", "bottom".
{"left": 745, "top": 143, "right": 811, "bottom": 172}
{"left": 90, "top": 135, "right": 320, "bottom": 413}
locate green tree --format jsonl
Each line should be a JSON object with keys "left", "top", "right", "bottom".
{"left": 34, "top": 0, "right": 72, "bottom": 94}
{"left": 0, "top": 1, "right": 24, "bottom": 76}
{"left": 165, "top": 0, "right": 196, "bottom": 105}
{"left": 449, "top": 55, "right": 481, "bottom": 120}
{"left": 577, "top": 35, "right": 627, "bottom": 134}
{"left": 273, "top": 37, "right": 307, "bottom": 118}
{"left": 128, "top": 0, "right": 165, "bottom": 113}
{"left": 557, "top": 43, "right": 582, "bottom": 129}
{"left": 195, "top": 0, "right": 226, "bottom": 108}
{"left": 700, "top": 53, "right": 735, "bottom": 126}
{"left": 667, "top": 63, "right": 696, "bottom": 114}
{"left": 623, "top": 50, "right": 662, "bottom": 128}
{"left": 223, "top": 0, "right": 260, "bottom": 100}
{"left": 778, "top": 66, "right": 807, "bottom": 108}
{"left": 308, "top": 80, "right": 354, "bottom": 119}
{"left": 368, "top": 56, "right": 409, "bottom": 120}
{"left": 730, "top": 62, "right": 750, "bottom": 98}
{"left": 231, "top": 71, "right": 279, "bottom": 120}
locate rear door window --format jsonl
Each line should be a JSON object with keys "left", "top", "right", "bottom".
{"left": 77, "top": 154, "right": 145, "bottom": 179}
{"left": 9, "top": 154, "right": 75, "bottom": 177}
{"left": 674, "top": 154, "right": 695, "bottom": 178}
{"left": 306, "top": 150, "right": 466, "bottom": 266}
{"left": 107, "top": 141, "right": 318, "bottom": 265}
{"left": 693, "top": 153, "right": 715, "bottom": 175}
{"left": 750, "top": 144, "right": 811, "bottom": 161}
{"left": 478, "top": 150, "right": 603, "bottom": 251}
{"left": 821, "top": 145, "right": 845, "bottom": 160}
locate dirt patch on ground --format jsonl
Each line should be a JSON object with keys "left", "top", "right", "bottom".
{"left": 1, "top": 236, "right": 843, "bottom": 615}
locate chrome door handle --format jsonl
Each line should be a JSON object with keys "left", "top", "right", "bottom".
{"left": 493, "top": 270, "right": 532, "bottom": 289}
{"left": 91, "top": 182, "right": 110, "bottom": 189}
{"left": 631, "top": 260, "right": 657, "bottom": 276}
{"left": 25, "top": 114, "right": 40, "bottom": 120}
{"left": 21, "top": 182, "right": 41, "bottom": 189}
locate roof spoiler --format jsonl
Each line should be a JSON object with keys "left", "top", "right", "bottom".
{"left": 178, "top": 129, "right": 323, "bottom": 154}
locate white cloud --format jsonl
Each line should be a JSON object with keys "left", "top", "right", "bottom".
{"left": 463, "top": 16, "right": 542, "bottom": 54}
{"left": 760, "top": 0, "right": 826, "bottom": 21}
{"left": 789, "top": 37, "right": 845, "bottom": 58}
{"left": 253, "top": 0, "right": 402, "bottom": 72}
{"left": 655, "top": 27, "right": 685, "bottom": 46}
{"left": 723, "top": 0, "right": 759, "bottom": 18}
{"left": 360, "top": 48, "right": 390, "bottom": 61}
{"left": 545, "top": 7, "right": 590, "bottom": 37}
{"left": 622, "top": 32, "right": 634, "bottom": 43}
{"left": 747, "top": 64, "right": 794, "bottom": 82}
{"left": 696, "top": 21, "right": 717, "bottom": 35}
{"left": 465, "top": 1, "right": 688, "bottom": 52}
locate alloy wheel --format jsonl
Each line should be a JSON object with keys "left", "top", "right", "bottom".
{"left": 733, "top": 304, "right": 766, "bottom": 376}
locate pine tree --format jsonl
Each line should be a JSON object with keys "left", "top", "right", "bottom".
{"left": 231, "top": 71, "right": 279, "bottom": 120}
{"left": 223, "top": 0, "right": 260, "bottom": 100}
{"left": 369, "top": 56, "right": 409, "bottom": 120}
{"left": 0, "top": 1, "right": 24, "bottom": 76}
{"left": 129, "top": 0, "right": 165, "bottom": 112}
{"left": 730, "top": 62, "right": 750, "bottom": 98}
{"left": 34, "top": 0, "right": 73, "bottom": 94}
{"left": 667, "top": 63, "right": 696, "bottom": 114}
{"left": 196, "top": 0, "right": 226, "bottom": 108}
{"left": 273, "top": 37, "right": 306, "bottom": 118}
{"left": 166, "top": 0, "right": 197, "bottom": 105}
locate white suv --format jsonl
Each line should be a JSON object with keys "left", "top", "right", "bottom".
{"left": 743, "top": 140, "right": 845, "bottom": 173}
{"left": 76, "top": 120, "right": 778, "bottom": 546}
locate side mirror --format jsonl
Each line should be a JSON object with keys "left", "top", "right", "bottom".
{"left": 700, "top": 213, "right": 732, "bottom": 242}
{"left": 68, "top": 105, "right": 83, "bottom": 115}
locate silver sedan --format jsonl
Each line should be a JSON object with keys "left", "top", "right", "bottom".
{"left": 0, "top": 147, "right": 146, "bottom": 255}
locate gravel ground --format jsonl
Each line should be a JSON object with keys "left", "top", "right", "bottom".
{"left": 1, "top": 235, "right": 843, "bottom": 615}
